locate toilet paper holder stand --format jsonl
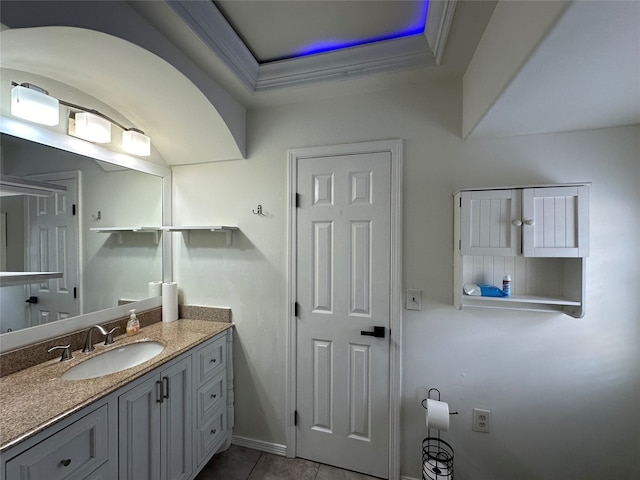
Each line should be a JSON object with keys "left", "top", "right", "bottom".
{"left": 421, "top": 388, "right": 457, "bottom": 479}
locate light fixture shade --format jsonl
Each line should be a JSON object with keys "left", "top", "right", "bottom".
{"left": 122, "top": 129, "right": 151, "bottom": 156}
{"left": 74, "top": 112, "right": 111, "bottom": 143}
{"left": 11, "top": 85, "right": 59, "bottom": 126}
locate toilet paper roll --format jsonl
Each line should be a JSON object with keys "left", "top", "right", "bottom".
{"left": 425, "top": 399, "right": 450, "bottom": 431}
{"left": 162, "top": 282, "right": 178, "bottom": 322}
{"left": 148, "top": 281, "right": 162, "bottom": 297}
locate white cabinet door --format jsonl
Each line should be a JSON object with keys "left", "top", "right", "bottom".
{"left": 460, "top": 186, "right": 589, "bottom": 258}
{"left": 522, "top": 186, "right": 589, "bottom": 257}
{"left": 460, "top": 189, "right": 521, "bottom": 256}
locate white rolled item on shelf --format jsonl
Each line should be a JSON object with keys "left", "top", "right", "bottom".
{"left": 162, "top": 282, "right": 178, "bottom": 322}
{"left": 148, "top": 281, "right": 162, "bottom": 297}
{"left": 424, "top": 399, "right": 450, "bottom": 431}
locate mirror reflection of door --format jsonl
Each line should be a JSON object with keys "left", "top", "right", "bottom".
{"left": 26, "top": 171, "right": 79, "bottom": 326}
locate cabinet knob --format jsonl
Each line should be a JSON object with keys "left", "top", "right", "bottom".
{"left": 210, "top": 429, "right": 217, "bottom": 435}
{"left": 210, "top": 358, "right": 217, "bottom": 363}
{"left": 60, "top": 459, "right": 72, "bottom": 467}
{"left": 511, "top": 219, "right": 523, "bottom": 227}
{"left": 211, "top": 393, "right": 217, "bottom": 399}
{"left": 524, "top": 219, "right": 535, "bottom": 226}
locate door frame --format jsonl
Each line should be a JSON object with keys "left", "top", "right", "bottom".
{"left": 286, "top": 139, "right": 403, "bottom": 479}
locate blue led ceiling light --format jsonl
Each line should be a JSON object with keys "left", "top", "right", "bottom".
{"left": 295, "top": 0, "right": 429, "bottom": 58}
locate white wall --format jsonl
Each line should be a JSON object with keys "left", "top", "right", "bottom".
{"left": 172, "top": 80, "right": 640, "bottom": 480}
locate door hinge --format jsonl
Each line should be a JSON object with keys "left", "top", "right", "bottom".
{"left": 73, "top": 287, "right": 77, "bottom": 299}
{"left": 296, "top": 193, "right": 301, "bottom": 208}
{"left": 294, "top": 302, "right": 300, "bottom": 317}
{"left": 459, "top": 197, "right": 462, "bottom": 207}
{"left": 294, "top": 410, "right": 298, "bottom": 426}
{"left": 72, "top": 204, "right": 77, "bottom": 216}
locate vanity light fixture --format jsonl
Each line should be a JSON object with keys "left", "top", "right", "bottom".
{"left": 122, "top": 128, "right": 151, "bottom": 156}
{"left": 10, "top": 80, "right": 152, "bottom": 156}
{"left": 73, "top": 111, "right": 112, "bottom": 144}
{"left": 10, "top": 83, "right": 59, "bottom": 126}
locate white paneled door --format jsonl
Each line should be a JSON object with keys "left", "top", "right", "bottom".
{"left": 296, "top": 151, "right": 391, "bottom": 478}
{"left": 27, "top": 172, "right": 79, "bottom": 326}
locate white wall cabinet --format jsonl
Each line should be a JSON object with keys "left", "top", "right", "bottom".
{"left": 455, "top": 184, "right": 589, "bottom": 317}
{"left": 1, "top": 328, "right": 233, "bottom": 480}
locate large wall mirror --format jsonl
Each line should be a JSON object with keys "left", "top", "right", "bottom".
{"left": 0, "top": 118, "right": 171, "bottom": 352}
{"left": 1, "top": 133, "right": 162, "bottom": 329}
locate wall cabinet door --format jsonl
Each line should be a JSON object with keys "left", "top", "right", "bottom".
{"left": 460, "top": 189, "right": 521, "bottom": 256}
{"left": 460, "top": 186, "right": 588, "bottom": 258}
{"left": 522, "top": 186, "right": 589, "bottom": 257}
{"left": 119, "top": 356, "right": 192, "bottom": 480}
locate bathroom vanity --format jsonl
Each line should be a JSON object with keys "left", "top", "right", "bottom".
{"left": 0, "top": 319, "right": 233, "bottom": 480}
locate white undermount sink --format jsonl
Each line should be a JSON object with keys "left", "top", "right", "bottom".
{"left": 62, "top": 341, "right": 165, "bottom": 380}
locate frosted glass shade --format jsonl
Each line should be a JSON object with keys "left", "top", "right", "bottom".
{"left": 10, "top": 85, "right": 59, "bottom": 126}
{"left": 122, "top": 129, "right": 151, "bottom": 156}
{"left": 74, "top": 112, "right": 111, "bottom": 143}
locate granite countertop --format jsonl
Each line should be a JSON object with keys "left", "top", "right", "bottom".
{"left": 0, "top": 319, "right": 232, "bottom": 452}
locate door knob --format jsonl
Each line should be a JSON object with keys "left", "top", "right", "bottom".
{"left": 360, "top": 326, "right": 385, "bottom": 338}
{"left": 25, "top": 296, "right": 38, "bottom": 304}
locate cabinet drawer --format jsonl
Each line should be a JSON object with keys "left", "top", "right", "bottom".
{"left": 195, "top": 335, "right": 226, "bottom": 385}
{"left": 196, "top": 371, "right": 226, "bottom": 427}
{"left": 5, "top": 404, "right": 109, "bottom": 480}
{"left": 195, "top": 408, "right": 227, "bottom": 467}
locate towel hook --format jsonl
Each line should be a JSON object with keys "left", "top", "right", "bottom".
{"left": 252, "top": 205, "right": 263, "bottom": 215}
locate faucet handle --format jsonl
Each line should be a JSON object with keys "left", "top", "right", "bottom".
{"left": 48, "top": 344, "right": 73, "bottom": 362}
{"left": 104, "top": 326, "right": 120, "bottom": 345}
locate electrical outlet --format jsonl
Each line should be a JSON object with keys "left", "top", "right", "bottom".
{"left": 472, "top": 408, "right": 491, "bottom": 433}
{"left": 406, "top": 289, "right": 422, "bottom": 310}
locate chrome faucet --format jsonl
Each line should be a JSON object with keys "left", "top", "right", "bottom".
{"left": 83, "top": 325, "right": 108, "bottom": 352}
{"left": 82, "top": 324, "right": 120, "bottom": 352}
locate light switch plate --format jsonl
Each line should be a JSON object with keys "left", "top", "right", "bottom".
{"left": 406, "top": 289, "right": 422, "bottom": 310}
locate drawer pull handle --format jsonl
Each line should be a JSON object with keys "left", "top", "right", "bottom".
{"left": 211, "top": 429, "right": 217, "bottom": 435}
{"left": 210, "top": 358, "right": 217, "bottom": 363}
{"left": 211, "top": 394, "right": 217, "bottom": 399}
{"left": 61, "top": 459, "right": 72, "bottom": 467}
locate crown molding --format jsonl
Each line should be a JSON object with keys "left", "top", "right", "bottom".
{"left": 168, "top": 0, "right": 457, "bottom": 93}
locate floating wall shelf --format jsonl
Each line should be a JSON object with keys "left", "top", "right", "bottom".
{"left": 89, "top": 227, "right": 161, "bottom": 244}
{"left": 0, "top": 271, "right": 63, "bottom": 287}
{"left": 162, "top": 226, "right": 239, "bottom": 245}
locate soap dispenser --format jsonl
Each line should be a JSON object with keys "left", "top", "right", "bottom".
{"left": 126, "top": 309, "right": 140, "bottom": 336}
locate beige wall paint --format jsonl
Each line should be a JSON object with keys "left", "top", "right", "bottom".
{"left": 172, "top": 80, "right": 640, "bottom": 480}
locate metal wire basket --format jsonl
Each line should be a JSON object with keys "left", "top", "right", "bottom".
{"left": 422, "top": 436, "right": 454, "bottom": 479}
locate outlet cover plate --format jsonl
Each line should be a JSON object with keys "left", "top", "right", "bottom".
{"left": 472, "top": 408, "right": 491, "bottom": 433}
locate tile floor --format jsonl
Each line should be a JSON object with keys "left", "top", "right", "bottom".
{"left": 195, "top": 445, "right": 384, "bottom": 480}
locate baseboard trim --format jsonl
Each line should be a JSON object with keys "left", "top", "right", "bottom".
{"left": 231, "top": 435, "right": 287, "bottom": 457}
{"left": 401, "top": 476, "right": 420, "bottom": 480}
